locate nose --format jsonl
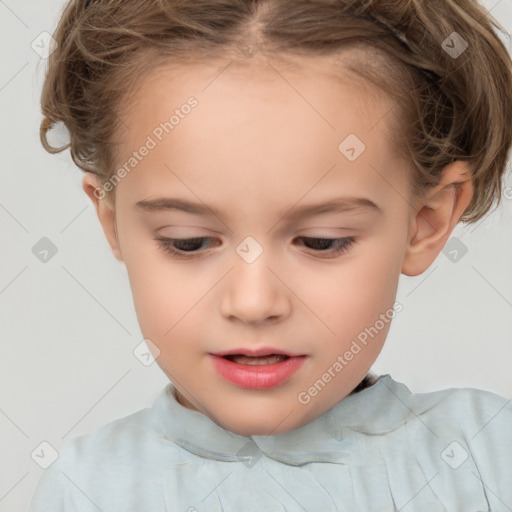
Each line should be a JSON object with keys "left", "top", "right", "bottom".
{"left": 220, "top": 251, "right": 291, "bottom": 326}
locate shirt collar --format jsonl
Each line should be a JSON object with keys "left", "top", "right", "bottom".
{"left": 154, "top": 374, "right": 413, "bottom": 466}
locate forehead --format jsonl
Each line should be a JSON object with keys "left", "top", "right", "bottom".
{"left": 120, "top": 48, "right": 394, "bottom": 123}
{"left": 123, "top": 50, "right": 393, "bottom": 126}
{"left": 112, "top": 53, "right": 407, "bottom": 210}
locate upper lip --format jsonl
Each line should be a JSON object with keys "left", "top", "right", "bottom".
{"left": 210, "top": 347, "right": 305, "bottom": 357}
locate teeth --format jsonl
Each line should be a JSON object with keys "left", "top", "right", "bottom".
{"left": 227, "top": 354, "right": 289, "bottom": 365}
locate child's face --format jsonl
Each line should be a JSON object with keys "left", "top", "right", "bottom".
{"left": 91, "top": 55, "right": 418, "bottom": 435}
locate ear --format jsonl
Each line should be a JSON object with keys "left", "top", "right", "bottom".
{"left": 82, "top": 173, "right": 124, "bottom": 262}
{"left": 401, "top": 161, "right": 473, "bottom": 276}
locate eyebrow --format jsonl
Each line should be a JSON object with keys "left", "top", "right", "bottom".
{"left": 135, "top": 196, "right": 382, "bottom": 220}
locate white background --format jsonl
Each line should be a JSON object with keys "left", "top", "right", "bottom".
{"left": 1, "top": 0, "right": 511, "bottom": 510}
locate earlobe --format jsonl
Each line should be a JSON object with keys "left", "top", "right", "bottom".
{"left": 401, "top": 161, "right": 473, "bottom": 276}
{"left": 82, "top": 173, "right": 124, "bottom": 262}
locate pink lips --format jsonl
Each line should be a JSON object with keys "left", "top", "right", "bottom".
{"left": 208, "top": 347, "right": 307, "bottom": 390}
{"left": 210, "top": 347, "right": 304, "bottom": 358}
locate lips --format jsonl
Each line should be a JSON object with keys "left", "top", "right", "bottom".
{"left": 208, "top": 347, "right": 307, "bottom": 389}
{"left": 223, "top": 354, "right": 289, "bottom": 365}
{"left": 210, "top": 347, "right": 303, "bottom": 358}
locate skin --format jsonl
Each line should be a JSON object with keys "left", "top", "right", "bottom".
{"left": 82, "top": 52, "right": 473, "bottom": 436}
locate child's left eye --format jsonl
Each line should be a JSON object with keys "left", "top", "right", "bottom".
{"left": 296, "top": 236, "right": 356, "bottom": 257}
{"left": 156, "top": 236, "right": 216, "bottom": 256}
{"left": 155, "top": 236, "right": 356, "bottom": 260}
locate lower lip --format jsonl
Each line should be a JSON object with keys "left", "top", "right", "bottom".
{"left": 208, "top": 354, "right": 306, "bottom": 390}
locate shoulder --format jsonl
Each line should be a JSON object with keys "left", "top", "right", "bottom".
{"left": 65, "top": 404, "right": 155, "bottom": 458}
{"left": 363, "top": 376, "right": 512, "bottom": 509}
{"left": 354, "top": 374, "right": 511, "bottom": 437}
{"left": 406, "top": 381, "right": 512, "bottom": 436}
{"left": 393, "top": 378, "right": 512, "bottom": 455}
{"left": 29, "top": 388, "right": 184, "bottom": 511}
{"left": 400, "top": 381, "right": 512, "bottom": 507}
{"left": 428, "top": 384, "right": 512, "bottom": 473}
{"left": 29, "top": 407, "right": 152, "bottom": 510}
{"left": 56, "top": 390, "right": 185, "bottom": 473}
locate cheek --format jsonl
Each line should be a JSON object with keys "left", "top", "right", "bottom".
{"left": 133, "top": 281, "right": 199, "bottom": 337}
{"left": 315, "top": 243, "right": 403, "bottom": 335}
{"left": 127, "top": 267, "right": 207, "bottom": 369}
{"left": 121, "top": 242, "right": 203, "bottom": 338}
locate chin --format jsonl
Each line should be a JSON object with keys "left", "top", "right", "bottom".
{"left": 221, "top": 419, "right": 287, "bottom": 437}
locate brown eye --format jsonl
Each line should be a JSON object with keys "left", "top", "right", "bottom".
{"left": 296, "top": 237, "right": 356, "bottom": 257}
{"left": 155, "top": 237, "right": 218, "bottom": 258}
{"left": 154, "top": 236, "right": 357, "bottom": 260}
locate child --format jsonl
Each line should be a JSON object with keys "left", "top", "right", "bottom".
{"left": 31, "top": 0, "right": 512, "bottom": 510}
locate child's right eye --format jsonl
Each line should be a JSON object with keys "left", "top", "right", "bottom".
{"left": 154, "top": 236, "right": 357, "bottom": 260}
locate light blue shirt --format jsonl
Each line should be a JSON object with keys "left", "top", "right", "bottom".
{"left": 29, "top": 374, "right": 512, "bottom": 511}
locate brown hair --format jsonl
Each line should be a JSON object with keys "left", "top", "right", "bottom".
{"left": 39, "top": 0, "right": 512, "bottom": 396}
{"left": 40, "top": 0, "right": 512, "bottom": 223}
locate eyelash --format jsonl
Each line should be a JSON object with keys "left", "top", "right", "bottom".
{"left": 154, "top": 236, "right": 356, "bottom": 259}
